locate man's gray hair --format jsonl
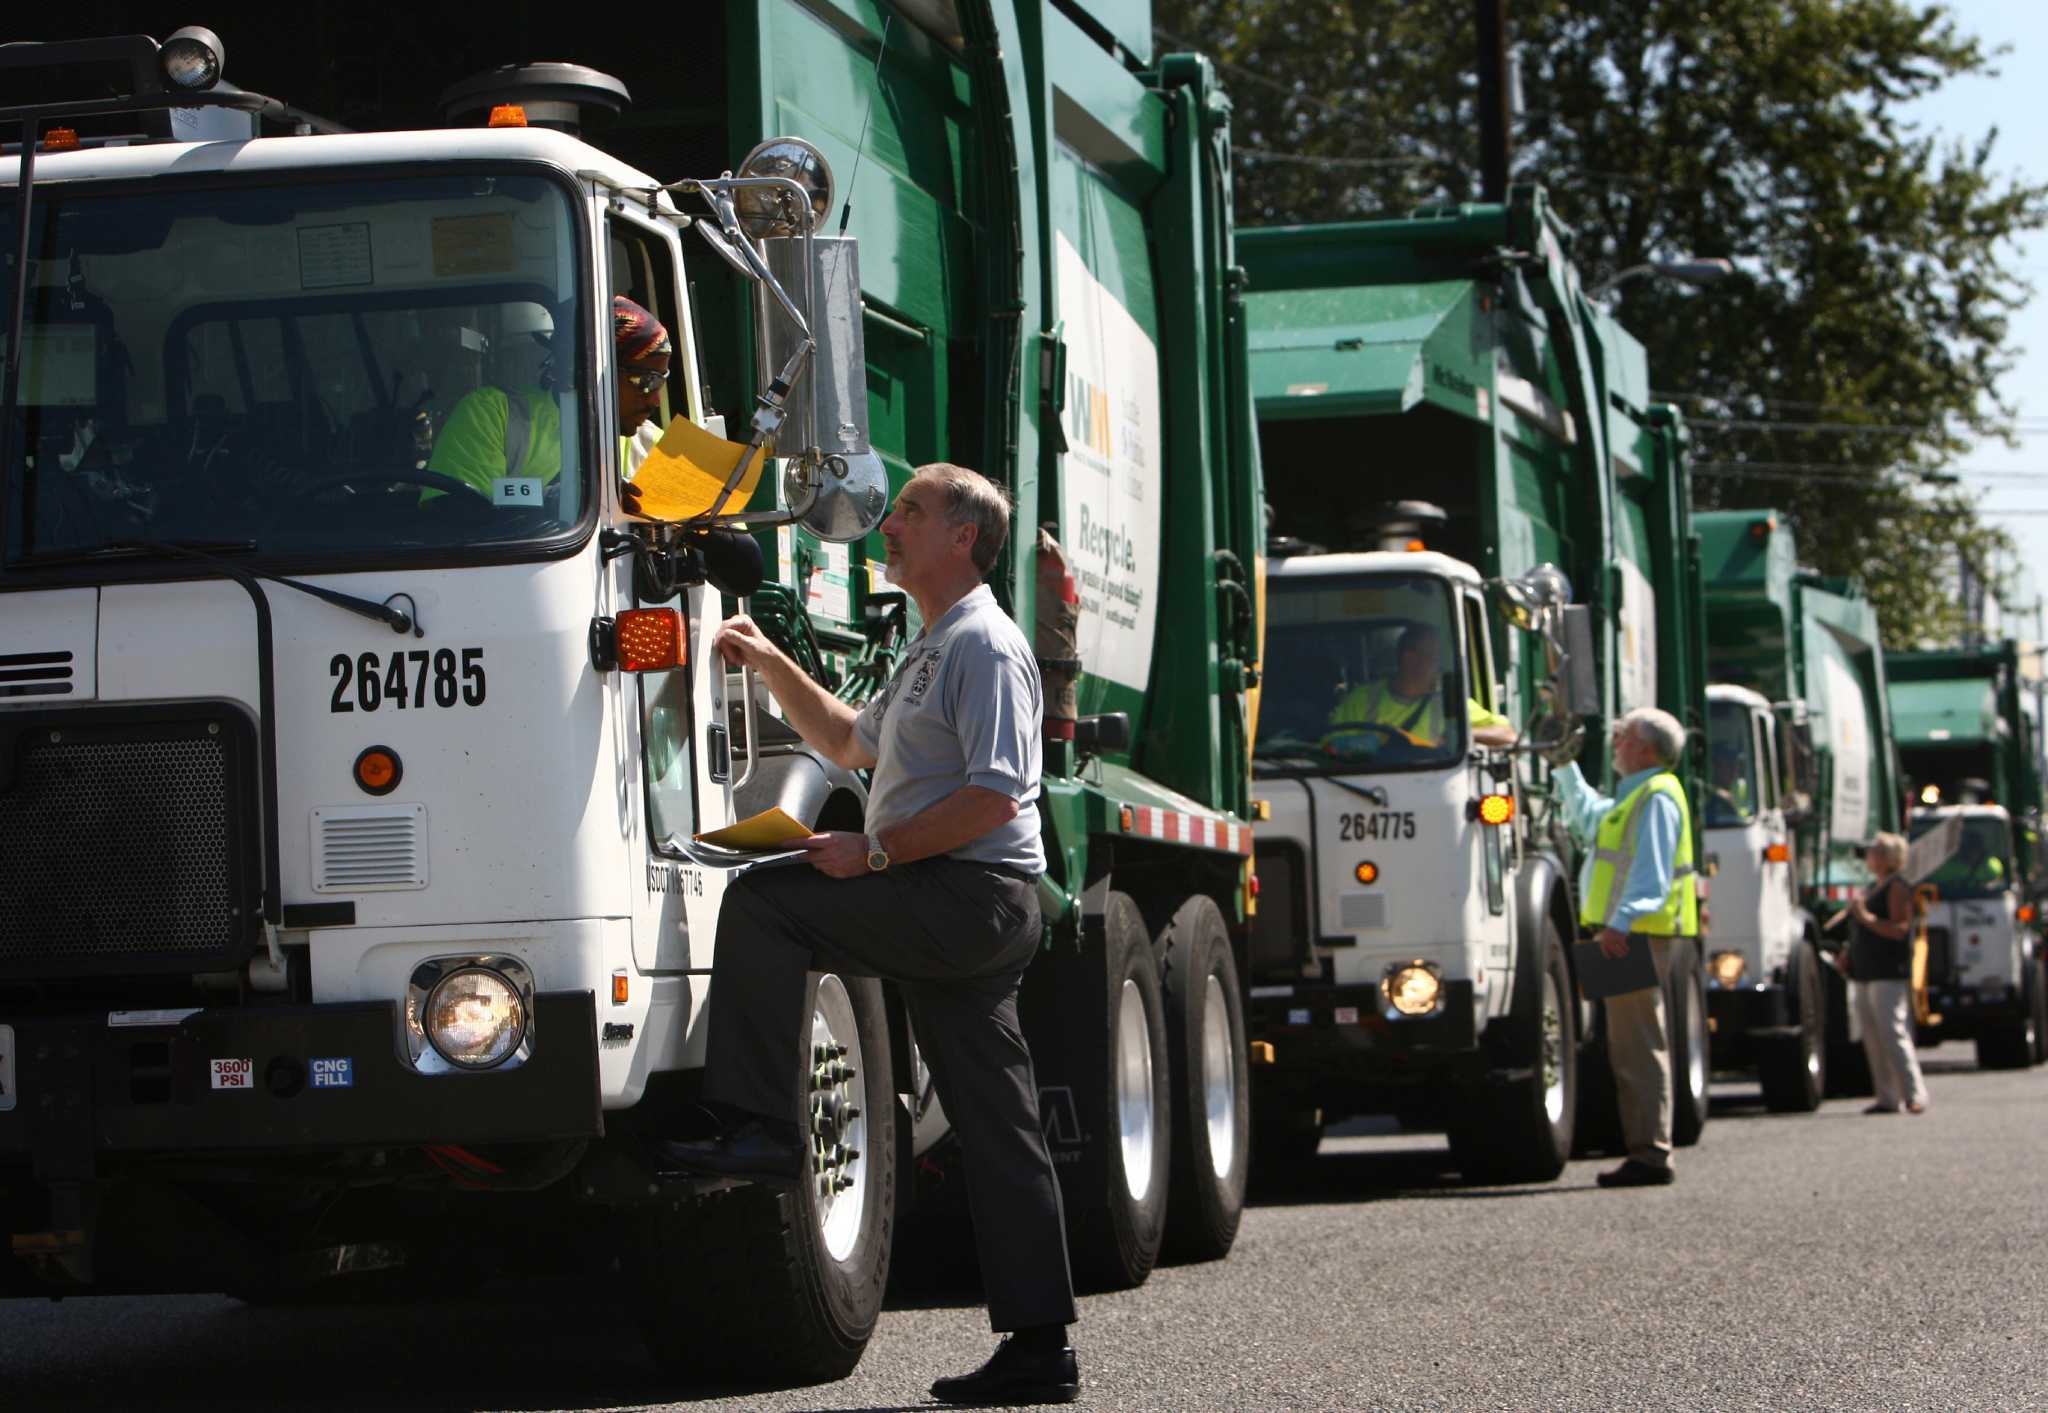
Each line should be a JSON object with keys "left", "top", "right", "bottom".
{"left": 1618, "top": 706, "right": 1686, "bottom": 766}
{"left": 913, "top": 462, "right": 1013, "bottom": 576}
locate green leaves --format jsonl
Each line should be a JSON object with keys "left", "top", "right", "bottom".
{"left": 1160, "top": 0, "right": 2046, "bottom": 646}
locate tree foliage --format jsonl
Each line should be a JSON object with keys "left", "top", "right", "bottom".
{"left": 1157, "top": 0, "right": 2047, "bottom": 648}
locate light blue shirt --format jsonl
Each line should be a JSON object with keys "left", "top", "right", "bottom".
{"left": 1555, "top": 762, "right": 1682, "bottom": 932}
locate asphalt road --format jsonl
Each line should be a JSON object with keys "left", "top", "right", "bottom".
{"left": 4, "top": 1054, "right": 2043, "bottom": 1412}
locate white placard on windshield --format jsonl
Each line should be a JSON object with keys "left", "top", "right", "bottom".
{"left": 298, "top": 222, "right": 373, "bottom": 289}
{"left": 491, "top": 477, "right": 544, "bottom": 507}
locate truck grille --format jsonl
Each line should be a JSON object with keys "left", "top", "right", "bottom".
{"left": 0, "top": 707, "right": 258, "bottom": 977}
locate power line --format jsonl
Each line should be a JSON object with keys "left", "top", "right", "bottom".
{"left": 1236, "top": 147, "right": 1440, "bottom": 169}
{"left": 1690, "top": 417, "right": 2048, "bottom": 437}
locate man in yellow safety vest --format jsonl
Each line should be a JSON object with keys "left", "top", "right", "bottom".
{"left": 1554, "top": 706, "right": 1697, "bottom": 1188}
{"left": 1327, "top": 623, "right": 1514, "bottom": 748}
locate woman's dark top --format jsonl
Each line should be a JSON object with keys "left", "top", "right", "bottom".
{"left": 1848, "top": 874, "right": 1913, "bottom": 982}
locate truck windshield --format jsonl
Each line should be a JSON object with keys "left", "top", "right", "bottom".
{"left": 1259, "top": 572, "right": 1467, "bottom": 771}
{"left": 1911, "top": 813, "right": 2014, "bottom": 899}
{"left": 2, "top": 172, "right": 587, "bottom": 567}
{"left": 1706, "top": 700, "right": 1759, "bottom": 826}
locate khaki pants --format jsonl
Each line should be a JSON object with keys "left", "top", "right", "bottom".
{"left": 1602, "top": 935, "right": 1675, "bottom": 1171}
{"left": 1853, "top": 979, "right": 1929, "bottom": 1112}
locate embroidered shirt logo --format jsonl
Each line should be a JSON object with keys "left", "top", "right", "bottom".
{"left": 905, "top": 649, "right": 943, "bottom": 705}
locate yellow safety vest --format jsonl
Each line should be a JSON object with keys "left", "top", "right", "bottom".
{"left": 1580, "top": 770, "right": 1698, "bottom": 936}
{"left": 1330, "top": 680, "right": 1445, "bottom": 744}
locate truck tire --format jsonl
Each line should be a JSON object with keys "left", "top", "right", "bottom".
{"left": 1822, "top": 961, "right": 1874, "bottom": 1097}
{"left": 1975, "top": 967, "right": 2037, "bottom": 1071}
{"left": 1064, "top": 890, "right": 1172, "bottom": 1292}
{"left": 2033, "top": 958, "right": 2048, "bottom": 1065}
{"left": 1447, "top": 921, "right": 1576, "bottom": 1183}
{"left": 1758, "top": 943, "right": 1827, "bottom": 1112}
{"left": 1158, "top": 895, "right": 1250, "bottom": 1263}
{"left": 1669, "top": 939, "right": 1711, "bottom": 1147}
{"left": 638, "top": 972, "right": 896, "bottom": 1386}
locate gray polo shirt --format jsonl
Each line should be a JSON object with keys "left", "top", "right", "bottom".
{"left": 853, "top": 584, "right": 1045, "bottom": 874}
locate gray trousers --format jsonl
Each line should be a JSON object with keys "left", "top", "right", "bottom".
{"left": 1853, "top": 979, "right": 1929, "bottom": 1111}
{"left": 1602, "top": 935, "right": 1676, "bottom": 1171}
{"left": 704, "top": 856, "right": 1077, "bottom": 1332}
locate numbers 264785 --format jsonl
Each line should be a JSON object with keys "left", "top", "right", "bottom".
{"left": 330, "top": 649, "right": 486, "bottom": 713}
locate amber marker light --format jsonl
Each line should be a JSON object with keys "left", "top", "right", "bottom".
{"left": 2020, "top": 904, "right": 2037, "bottom": 925}
{"left": 353, "top": 746, "right": 402, "bottom": 796}
{"left": 1404, "top": 538, "right": 1426, "bottom": 552}
{"left": 615, "top": 608, "right": 685, "bottom": 672}
{"left": 1763, "top": 842, "right": 1791, "bottom": 863}
{"left": 612, "top": 971, "right": 630, "bottom": 1006}
{"left": 42, "top": 128, "right": 81, "bottom": 153}
{"left": 488, "top": 104, "right": 528, "bottom": 128}
{"left": 1476, "top": 793, "right": 1515, "bottom": 826}
{"left": 1354, "top": 861, "right": 1379, "bottom": 885}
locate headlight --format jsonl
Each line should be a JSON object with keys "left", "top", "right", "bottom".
{"left": 1383, "top": 962, "right": 1442, "bottom": 1017}
{"left": 425, "top": 967, "right": 527, "bottom": 1069}
{"left": 1707, "top": 951, "right": 1747, "bottom": 989}
{"left": 160, "top": 26, "right": 226, "bottom": 91}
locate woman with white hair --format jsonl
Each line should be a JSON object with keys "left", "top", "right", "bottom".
{"left": 1838, "top": 832, "right": 1929, "bottom": 1114}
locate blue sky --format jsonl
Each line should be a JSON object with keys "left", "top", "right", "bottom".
{"left": 1906, "top": 1, "right": 2048, "bottom": 626}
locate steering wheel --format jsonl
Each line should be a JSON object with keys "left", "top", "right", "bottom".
{"left": 1318, "top": 722, "right": 1412, "bottom": 754}
{"left": 294, "top": 468, "right": 484, "bottom": 503}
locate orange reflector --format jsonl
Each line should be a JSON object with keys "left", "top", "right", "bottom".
{"left": 42, "top": 128, "right": 81, "bottom": 153}
{"left": 612, "top": 971, "right": 630, "bottom": 1006}
{"left": 1354, "top": 861, "right": 1379, "bottom": 885}
{"left": 488, "top": 104, "right": 528, "bottom": 128}
{"left": 1404, "top": 538, "right": 1426, "bottom": 552}
{"left": 1120, "top": 804, "right": 1135, "bottom": 832}
{"left": 1749, "top": 515, "right": 1776, "bottom": 542}
{"left": 615, "top": 608, "right": 684, "bottom": 672}
{"left": 353, "top": 746, "right": 401, "bottom": 796}
{"left": 1763, "top": 842, "right": 1791, "bottom": 863}
{"left": 1248, "top": 1041, "right": 1276, "bottom": 1064}
{"left": 1477, "top": 793, "right": 1515, "bottom": 826}
{"left": 1248, "top": 873, "right": 1261, "bottom": 898}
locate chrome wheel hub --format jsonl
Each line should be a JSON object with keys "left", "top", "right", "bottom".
{"left": 1116, "top": 978, "right": 1156, "bottom": 1203}
{"left": 808, "top": 975, "right": 869, "bottom": 1262}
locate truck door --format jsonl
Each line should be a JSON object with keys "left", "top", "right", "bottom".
{"left": 1752, "top": 705, "right": 1800, "bottom": 963}
{"left": 1463, "top": 587, "right": 1515, "bottom": 1013}
{"left": 607, "top": 209, "right": 735, "bottom": 990}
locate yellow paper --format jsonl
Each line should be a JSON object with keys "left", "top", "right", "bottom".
{"left": 694, "top": 807, "right": 814, "bottom": 851}
{"left": 627, "top": 416, "right": 767, "bottom": 521}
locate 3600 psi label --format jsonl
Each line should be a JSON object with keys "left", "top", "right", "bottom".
{"left": 210, "top": 1057, "right": 254, "bottom": 1090}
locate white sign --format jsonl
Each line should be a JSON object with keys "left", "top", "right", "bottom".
{"left": 1615, "top": 557, "right": 1659, "bottom": 712}
{"left": 1820, "top": 653, "right": 1871, "bottom": 845}
{"left": 210, "top": 1057, "right": 255, "bottom": 1090}
{"left": 491, "top": 476, "right": 544, "bottom": 507}
{"left": 1055, "top": 231, "right": 1161, "bottom": 693}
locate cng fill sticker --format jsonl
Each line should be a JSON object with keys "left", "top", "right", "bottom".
{"left": 210, "top": 1057, "right": 254, "bottom": 1090}
{"left": 1334, "top": 1007, "right": 1361, "bottom": 1026}
{"left": 311, "top": 1057, "right": 354, "bottom": 1089}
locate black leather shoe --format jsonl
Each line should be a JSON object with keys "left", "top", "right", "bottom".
{"left": 1597, "top": 1159, "right": 1675, "bottom": 1188}
{"left": 656, "top": 1118, "right": 803, "bottom": 1187}
{"left": 931, "top": 1335, "right": 1080, "bottom": 1406}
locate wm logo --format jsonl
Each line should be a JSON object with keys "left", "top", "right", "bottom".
{"left": 1038, "top": 1085, "right": 1084, "bottom": 1149}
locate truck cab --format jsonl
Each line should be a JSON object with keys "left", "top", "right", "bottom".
{"left": 1910, "top": 804, "right": 2047, "bottom": 1068}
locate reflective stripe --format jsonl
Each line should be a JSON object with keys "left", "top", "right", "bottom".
{"left": 1580, "top": 770, "right": 1698, "bottom": 935}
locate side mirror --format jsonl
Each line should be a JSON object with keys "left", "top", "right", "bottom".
{"left": 1075, "top": 712, "right": 1131, "bottom": 757}
{"left": 761, "top": 233, "right": 889, "bottom": 543}
{"left": 1555, "top": 605, "right": 1598, "bottom": 717}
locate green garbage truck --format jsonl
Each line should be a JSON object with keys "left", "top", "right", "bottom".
{"left": 1237, "top": 186, "right": 1713, "bottom": 1183}
{"left": 1696, "top": 510, "right": 1902, "bottom": 1107}
{"left": 0, "top": 2, "right": 1260, "bottom": 1383}
{"left": 1886, "top": 643, "right": 2048, "bottom": 1068}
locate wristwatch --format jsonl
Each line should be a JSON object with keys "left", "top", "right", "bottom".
{"left": 865, "top": 833, "right": 890, "bottom": 872}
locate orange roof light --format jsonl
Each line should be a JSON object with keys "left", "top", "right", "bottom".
{"left": 41, "top": 128, "right": 81, "bottom": 153}
{"left": 1749, "top": 515, "right": 1777, "bottom": 542}
{"left": 615, "top": 608, "right": 685, "bottom": 672}
{"left": 353, "top": 746, "right": 402, "bottom": 796}
{"left": 487, "top": 104, "right": 528, "bottom": 129}
{"left": 1404, "top": 538, "right": 1426, "bottom": 552}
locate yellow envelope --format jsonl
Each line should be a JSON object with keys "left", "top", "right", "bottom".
{"left": 694, "top": 807, "right": 815, "bottom": 852}
{"left": 627, "top": 416, "right": 768, "bottom": 521}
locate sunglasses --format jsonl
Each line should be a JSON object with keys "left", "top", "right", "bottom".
{"left": 623, "top": 368, "right": 670, "bottom": 395}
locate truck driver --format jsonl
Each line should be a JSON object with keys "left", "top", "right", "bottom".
{"left": 1328, "top": 622, "right": 1515, "bottom": 748}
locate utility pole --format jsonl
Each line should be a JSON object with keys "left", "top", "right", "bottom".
{"left": 1476, "top": 0, "right": 1511, "bottom": 202}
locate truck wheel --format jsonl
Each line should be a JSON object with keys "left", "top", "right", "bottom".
{"left": 1064, "top": 890, "right": 1172, "bottom": 1292}
{"left": 1975, "top": 971, "right": 2036, "bottom": 1070}
{"left": 1669, "top": 939, "right": 1711, "bottom": 1147}
{"left": 1447, "top": 922, "right": 1577, "bottom": 1183}
{"left": 1758, "top": 943, "right": 1827, "bottom": 1112}
{"left": 2032, "top": 958, "right": 2048, "bottom": 1065}
{"left": 638, "top": 972, "right": 896, "bottom": 1386}
{"left": 1158, "top": 895, "right": 1249, "bottom": 1263}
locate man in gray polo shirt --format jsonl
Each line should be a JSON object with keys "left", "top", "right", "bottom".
{"left": 665, "top": 462, "right": 1079, "bottom": 1405}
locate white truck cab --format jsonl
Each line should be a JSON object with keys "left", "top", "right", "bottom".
{"left": 1910, "top": 804, "right": 2047, "bottom": 1068}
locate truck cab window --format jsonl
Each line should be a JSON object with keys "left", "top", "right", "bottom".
{"left": 3, "top": 173, "right": 587, "bottom": 566}
{"left": 1706, "top": 699, "right": 1760, "bottom": 826}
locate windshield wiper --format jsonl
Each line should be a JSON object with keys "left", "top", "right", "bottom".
{"left": 20, "top": 539, "right": 420, "bottom": 636}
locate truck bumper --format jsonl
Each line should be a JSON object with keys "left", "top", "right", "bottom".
{"left": 1923, "top": 986, "right": 2023, "bottom": 1037}
{"left": 1248, "top": 980, "right": 1479, "bottom": 1084}
{"left": 0, "top": 995, "right": 602, "bottom": 1177}
{"left": 1706, "top": 985, "right": 1793, "bottom": 1065}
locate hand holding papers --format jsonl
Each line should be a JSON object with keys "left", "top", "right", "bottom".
{"left": 684, "top": 808, "right": 816, "bottom": 872}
